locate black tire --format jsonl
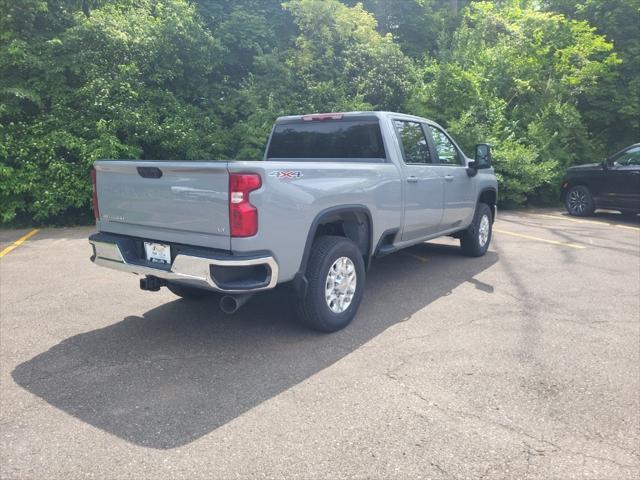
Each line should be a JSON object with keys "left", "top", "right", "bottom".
{"left": 296, "top": 236, "right": 366, "bottom": 332}
{"left": 565, "top": 185, "right": 595, "bottom": 217}
{"left": 166, "top": 282, "right": 212, "bottom": 299}
{"left": 460, "top": 203, "right": 493, "bottom": 257}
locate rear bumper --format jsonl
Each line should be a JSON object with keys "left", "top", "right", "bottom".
{"left": 89, "top": 233, "right": 278, "bottom": 293}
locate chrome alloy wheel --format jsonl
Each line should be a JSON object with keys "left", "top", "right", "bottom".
{"left": 325, "top": 256, "right": 357, "bottom": 314}
{"left": 478, "top": 214, "right": 490, "bottom": 247}
{"left": 567, "top": 189, "right": 587, "bottom": 214}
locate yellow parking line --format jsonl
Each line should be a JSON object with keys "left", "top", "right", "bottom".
{"left": 494, "top": 228, "right": 586, "bottom": 249}
{"left": 403, "top": 251, "right": 430, "bottom": 262}
{"left": 526, "top": 213, "right": 639, "bottom": 231}
{"left": 0, "top": 229, "right": 39, "bottom": 258}
{"left": 530, "top": 213, "right": 609, "bottom": 226}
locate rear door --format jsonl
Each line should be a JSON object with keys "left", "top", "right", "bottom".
{"left": 95, "top": 160, "right": 231, "bottom": 250}
{"left": 392, "top": 119, "right": 444, "bottom": 241}
{"left": 426, "top": 125, "right": 475, "bottom": 229}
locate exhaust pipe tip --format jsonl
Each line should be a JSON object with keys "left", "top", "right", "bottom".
{"left": 219, "top": 293, "right": 254, "bottom": 314}
{"left": 220, "top": 295, "right": 239, "bottom": 314}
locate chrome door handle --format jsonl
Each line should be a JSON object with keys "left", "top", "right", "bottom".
{"left": 406, "top": 176, "right": 418, "bottom": 183}
{"left": 444, "top": 175, "right": 454, "bottom": 181}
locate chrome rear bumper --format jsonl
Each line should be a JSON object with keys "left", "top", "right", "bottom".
{"left": 89, "top": 239, "right": 278, "bottom": 293}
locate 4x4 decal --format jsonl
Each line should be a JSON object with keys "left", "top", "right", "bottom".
{"left": 268, "top": 170, "right": 303, "bottom": 179}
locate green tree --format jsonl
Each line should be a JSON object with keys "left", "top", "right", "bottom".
{"left": 344, "top": 0, "right": 470, "bottom": 58}
{"left": 195, "top": 0, "right": 296, "bottom": 82}
{"left": 541, "top": 0, "right": 640, "bottom": 153}
{"left": 232, "top": 0, "right": 416, "bottom": 159}
{"left": 409, "top": 1, "right": 618, "bottom": 205}
{"left": 0, "top": 0, "right": 226, "bottom": 222}
{"left": 0, "top": 0, "right": 636, "bottom": 223}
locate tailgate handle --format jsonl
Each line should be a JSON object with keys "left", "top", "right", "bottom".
{"left": 137, "top": 167, "right": 163, "bottom": 179}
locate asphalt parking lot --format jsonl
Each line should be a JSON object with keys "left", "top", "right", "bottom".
{"left": 1, "top": 209, "right": 638, "bottom": 479}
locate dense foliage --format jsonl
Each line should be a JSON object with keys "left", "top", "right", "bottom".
{"left": 1, "top": 0, "right": 637, "bottom": 222}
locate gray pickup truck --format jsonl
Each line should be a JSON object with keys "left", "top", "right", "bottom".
{"left": 89, "top": 111, "right": 497, "bottom": 331}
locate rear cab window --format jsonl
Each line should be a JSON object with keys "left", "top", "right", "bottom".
{"left": 266, "top": 116, "right": 386, "bottom": 161}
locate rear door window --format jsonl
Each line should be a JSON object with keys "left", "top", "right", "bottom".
{"left": 266, "top": 120, "right": 386, "bottom": 160}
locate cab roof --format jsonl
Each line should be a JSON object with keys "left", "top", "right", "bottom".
{"left": 274, "top": 111, "right": 440, "bottom": 127}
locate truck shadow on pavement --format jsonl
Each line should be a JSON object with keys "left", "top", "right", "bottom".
{"left": 13, "top": 243, "right": 498, "bottom": 449}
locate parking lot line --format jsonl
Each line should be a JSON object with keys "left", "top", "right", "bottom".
{"left": 0, "top": 229, "right": 39, "bottom": 258}
{"left": 617, "top": 224, "right": 640, "bottom": 232}
{"left": 402, "top": 251, "right": 430, "bottom": 262}
{"left": 527, "top": 213, "right": 640, "bottom": 231}
{"left": 493, "top": 228, "right": 586, "bottom": 249}
{"left": 529, "top": 213, "right": 608, "bottom": 225}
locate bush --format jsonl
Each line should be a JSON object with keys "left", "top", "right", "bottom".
{"left": 0, "top": 0, "right": 633, "bottom": 223}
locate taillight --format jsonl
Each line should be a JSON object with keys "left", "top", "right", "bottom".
{"left": 229, "top": 173, "right": 261, "bottom": 237}
{"left": 91, "top": 168, "right": 100, "bottom": 220}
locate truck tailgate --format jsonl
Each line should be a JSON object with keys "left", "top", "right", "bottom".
{"left": 94, "top": 160, "right": 230, "bottom": 250}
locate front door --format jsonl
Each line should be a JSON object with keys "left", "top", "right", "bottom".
{"left": 604, "top": 146, "right": 640, "bottom": 211}
{"left": 392, "top": 119, "right": 444, "bottom": 241}
{"left": 426, "top": 125, "right": 475, "bottom": 229}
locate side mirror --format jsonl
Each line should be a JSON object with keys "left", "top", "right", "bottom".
{"left": 475, "top": 143, "right": 492, "bottom": 169}
{"left": 601, "top": 159, "right": 609, "bottom": 170}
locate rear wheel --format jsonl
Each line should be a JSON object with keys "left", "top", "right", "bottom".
{"left": 565, "top": 185, "right": 595, "bottom": 217}
{"left": 296, "top": 236, "right": 365, "bottom": 332}
{"left": 166, "top": 282, "right": 212, "bottom": 300}
{"left": 460, "top": 203, "right": 492, "bottom": 257}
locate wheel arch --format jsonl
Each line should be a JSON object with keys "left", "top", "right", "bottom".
{"left": 477, "top": 188, "right": 497, "bottom": 222}
{"left": 294, "top": 205, "right": 374, "bottom": 294}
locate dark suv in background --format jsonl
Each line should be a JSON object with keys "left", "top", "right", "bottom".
{"left": 561, "top": 144, "right": 640, "bottom": 217}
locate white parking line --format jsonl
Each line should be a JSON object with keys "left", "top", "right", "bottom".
{"left": 617, "top": 224, "right": 640, "bottom": 232}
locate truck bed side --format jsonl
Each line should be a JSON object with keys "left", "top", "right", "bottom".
{"left": 228, "top": 160, "right": 402, "bottom": 283}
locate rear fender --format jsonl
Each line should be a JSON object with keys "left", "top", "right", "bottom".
{"left": 293, "top": 205, "right": 373, "bottom": 295}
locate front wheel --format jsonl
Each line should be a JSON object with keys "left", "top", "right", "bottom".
{"left": 296, "top": 236, "right": 366, "bottom": 332}
{"left": 565, "top": 185, "right": 595, "bottom": 217}
{"left": 460, "top": 203, "right": 493, "bottom": 257}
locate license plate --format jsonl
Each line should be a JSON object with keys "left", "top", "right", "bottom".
{"left": 144, "top": 242, "right": 171, "bottom": 264}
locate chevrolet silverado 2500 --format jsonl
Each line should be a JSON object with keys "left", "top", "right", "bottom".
{"left": 89, "top": 111, "right": 498, "bottom": 331}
